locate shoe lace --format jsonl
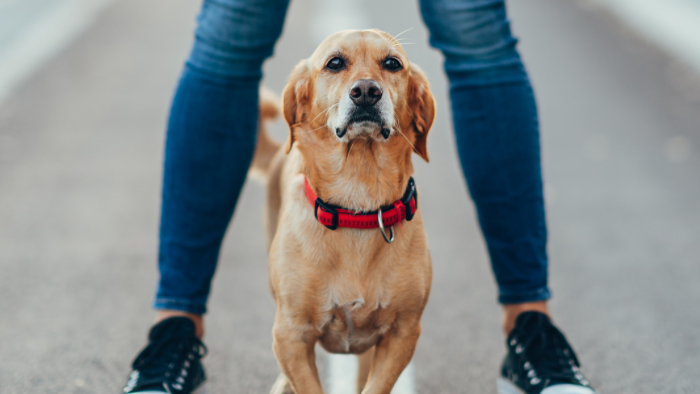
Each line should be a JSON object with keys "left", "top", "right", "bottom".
{"left": 128, "top": 335, "right": 207, "bottom": 391}
{"left": 515, "top": 322, "right": 582, "bottom": 386}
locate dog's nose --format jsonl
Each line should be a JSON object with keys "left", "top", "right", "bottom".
{"left": 349, "top": 79, "right": 382, "bottom": 106}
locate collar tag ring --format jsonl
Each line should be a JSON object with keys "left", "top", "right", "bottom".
{"left": 377, "top": 210, "right": 394, "bottom": 244}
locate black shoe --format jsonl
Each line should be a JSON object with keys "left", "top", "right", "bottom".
{"left": 122, "top": 317, "right": 207, "bottom": 394}
{"left": 498, "top": 312, "right": 596, "bottom": 394}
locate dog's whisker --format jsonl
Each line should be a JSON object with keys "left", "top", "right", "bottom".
{"left": 389, "top": 37, "right": 413, "bottom": 47}
{"left": 365, "top": 139, "right": 374, "bottom": 174}
{"left": 389, "top": 111, "right": 416, "bottom": 152}
{"left": 361, "top": 137, "right": 370, "bottom": 161}
{"left": 392, "top": 27, "right": 414, "bottom": 41}
{"left": 396, "top": 128, "right": 417, "bottom": 153}
{"left": 344, "top": 139, "right": 356, "bottom": 165}
{"left": 295, "top": 123, "right": 330, "bottom": 135}
{"left": 388, "top": 28, "right": 413, "bottom": 48}
{"left": 310, "top": 103, "right": 339, "bottom": 124}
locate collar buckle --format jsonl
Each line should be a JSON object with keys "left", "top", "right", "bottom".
{"left": 401, "top": 177, "right": 417, "bottom": 221}
{"left": 314, "top": 198, "right": 339, "bottom": 230}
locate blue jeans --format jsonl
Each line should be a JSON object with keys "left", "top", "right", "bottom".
{"left": 154, "top": 0, "right": 550, "bottom": 314}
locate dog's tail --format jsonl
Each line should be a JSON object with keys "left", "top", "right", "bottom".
{"left": 249, "top": 87, "right": 282, "bottom": 182}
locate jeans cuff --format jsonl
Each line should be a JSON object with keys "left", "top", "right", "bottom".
{"left": 153, "top": 298, "right": 207, "bottom": 315}
{"left": 498, "top": 287, "right": 551, "bottom": 305}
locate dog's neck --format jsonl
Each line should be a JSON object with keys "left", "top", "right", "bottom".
{"left": 298, "top": 134, "right": 415, "bottom": 212}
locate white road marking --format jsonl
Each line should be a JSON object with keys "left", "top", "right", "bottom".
{"left": 310, "top": 0, "right": 372, "bottom": 44}
{"left": 392, "top": 361, "right": 416, "bottom": 394}
{"left": 327, "top": 353, "right": 416, "bottom": 394}
{"left": 589, "top": 0, "right": 700, "bottom": 74}
{"left": 328, "top": 353, "right": 358, "bottom": 394}
{"left": 0, "top": 0, "right": 115, "bottom": 105}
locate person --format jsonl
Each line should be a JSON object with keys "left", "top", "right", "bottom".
{"left": 121, "top": 1, "right": 596, "bottom": 394}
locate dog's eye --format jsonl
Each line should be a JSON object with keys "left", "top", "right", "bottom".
{"left": 383, "top": 58, "right": 402, "bottom": 71}
{"left": 326, "top": 57, "right": 345, "bottom": 71}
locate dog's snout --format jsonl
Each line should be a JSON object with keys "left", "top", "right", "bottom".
{"left": 349, "top": 79, "right": 382, "bottom": 107}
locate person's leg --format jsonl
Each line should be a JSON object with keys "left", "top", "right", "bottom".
{"left": 123, "top": 2, "right": 289, "bottom": 393}
{"left": 154, "top": 0, "right": 290, "bottom": 337}
{"left": 419, "top": 2, "right": 596, "bottom": 393}
{"left": 419, "top": 0, "right": 549, "bottom": 334}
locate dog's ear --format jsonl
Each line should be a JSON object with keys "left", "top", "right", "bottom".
{"left": 407, "top": 63, "right": 435, "bottom": 162}
{"left": 282, "top": 60, "right": 312, "bottom": 154}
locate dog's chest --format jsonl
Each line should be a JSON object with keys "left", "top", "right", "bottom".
{"left": 315, "top": 280, "right": 396, "bottom": 354}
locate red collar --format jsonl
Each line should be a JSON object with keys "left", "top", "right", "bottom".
{"left": 303, "top": 177, "right": 418, "bottom": 230}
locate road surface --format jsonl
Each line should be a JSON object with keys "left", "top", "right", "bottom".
{"left": 0, "top": 1, "right": 699, "bottom": 393}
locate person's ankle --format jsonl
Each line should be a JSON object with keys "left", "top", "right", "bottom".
{"left": 155, "top": 310, "right": 205, "bottom": 338}
{"left": 502, "top": 301, "right": 549, "bottom": 335}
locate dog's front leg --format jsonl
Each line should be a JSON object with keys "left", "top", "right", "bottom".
{"left": 361, "top": 319, "right": 421, "bottom": 394}
{"left": 273, "top": 318, "right": 324, "bottom": 394}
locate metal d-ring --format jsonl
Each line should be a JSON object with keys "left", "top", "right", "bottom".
{"left": 377, "top": 210, "right": 395, "bottom": 244}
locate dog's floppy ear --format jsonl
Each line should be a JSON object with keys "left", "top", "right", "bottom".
{"left": 282, "top": 60, "right": 312, "bottom": 154}
{"left": 407, "top": 63, "right": 435, "bottom": 162}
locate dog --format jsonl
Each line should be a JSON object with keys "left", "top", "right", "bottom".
{"left": 252, "top": 29, "right": 435, "bottom": 394}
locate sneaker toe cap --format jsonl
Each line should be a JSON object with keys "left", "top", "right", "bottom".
{"left": 542, "top": 384, "right": 596, "bottom": 394}
{"left": 125, "top": 392, "right": 166, "bottom": 394}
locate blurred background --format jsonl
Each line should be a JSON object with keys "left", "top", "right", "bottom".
{"left": 1, "top": 0, "right": 699, "bottom": 393}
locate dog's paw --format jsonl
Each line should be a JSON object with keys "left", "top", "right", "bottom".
{"left": 270, "top": 373, "right": 294, "bottom": 394}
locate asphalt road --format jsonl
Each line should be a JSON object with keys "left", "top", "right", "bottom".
{"left": 1, "top": 1, "right": 699, "bottom": 393}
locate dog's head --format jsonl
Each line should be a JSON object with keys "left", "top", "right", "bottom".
{"left": 282, "top": 29, "right": 435, "bottom": 162}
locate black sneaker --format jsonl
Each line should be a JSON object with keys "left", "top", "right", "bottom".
{"left": 498, "top": 312, "right": 596, "bottom": 394}
{"left": 122, "top": 317, "right": 207, "bottom": 394}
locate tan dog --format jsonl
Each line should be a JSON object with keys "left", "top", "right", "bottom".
{"left": 252, "top": 29, "right": 435, "bottom": 394}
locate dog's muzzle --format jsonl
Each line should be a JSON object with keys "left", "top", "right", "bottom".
{"left": 333, "top": 79, "right": 392, "bottom": 140}
{"left": 339, "top": 107, "right": 391, "bottom": 139}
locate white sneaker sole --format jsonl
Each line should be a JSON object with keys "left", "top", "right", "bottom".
{"left": 497, "top": 377, "right": 597, "bottom": 394}
{"left": 128, "top": 383, "right": 207, "bottom": 394}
